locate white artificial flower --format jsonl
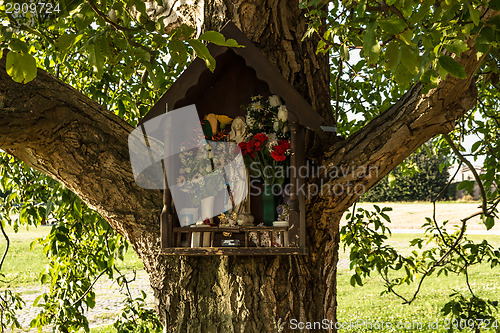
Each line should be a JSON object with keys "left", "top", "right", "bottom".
{"left": 250, "top": 102, "right": 262, "bottom": 110}
{"left": 278, "top": 105, "right": 288, "bottom": 122}
{"left": 273, "top": 121, "right": 279, "bottom": 132}
{"left": 283, "top": 125, "right": 289, "bottom": 133}
{"left": 246, "top": 115, "right": 255, "bottom": 127}
{"left": 267, "top": 133, "right": 278, "bottom": 150}
{"left": 268, "top": 95, "right": 281, "bottom": 107}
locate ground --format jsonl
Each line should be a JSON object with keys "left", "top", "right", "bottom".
{"left": 341, "top": 201, "right": 500, "bottom": 233}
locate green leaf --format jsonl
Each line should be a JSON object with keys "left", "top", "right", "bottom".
{"left": 384, "top": 41, "right": 399, "bottom": 71}
{"left": 6, "top": 51, "right": 37, "bottom": 84}
{"left": 180, "top": 24, "right": 195, "bottom": 39}
{"left": 489, "top": 0, "right": 500, "bottom": 10}
{"left": 468, "top": 3, "right": 480, "bottom": 26}
{"left": 350, "top": 275, "right": 356, "bottom": 286}
{"left": 169, "top": 38, "right": 187, "bottom": 66}
{"left": 340, "top": 44, "right": 350, "bottom": 61}
{"left": 444, "top": 39, "right": 468, "bottom": 55}
{"left": 483, "top": 216, "right": 495, "bottom": 230}
{"left": 471, "top": 140, "right": 481, "bottom": 153}
{"left": 200, "top": 31, "right": 242, "bottom": 48}
{"left": 55, "top": 34, "right": 78, "bottom": 51}
{"left": 9, "top": 38, "right": 29, "bottom": 53}
{"left": 87, "top": 43, "right": 104, "bottom": 78}
{"left": 188, "top": 39, "right": 216, "bottom": 71}
{"left": 363, "top": 21, "right": 380, "bottom": 64}
{"left": 421, "top": 69, "right": 440, "bottom": 94}
{"left": 478, "top": 26, "right": 496, "bottom": 44}
{"left": 133, "top": 0, "right": 147, "bottom": 15}
{"left": 378, "top": 15, "right": 407, "bottom": 35}
{"left": 388, "top": 173, "right": 396, "bottom": 187}
{"left": 438, "top": 55, "right": 466, "bottom": 79}
{"left": 397, "top": 29, "right": 414, "bottom": 46}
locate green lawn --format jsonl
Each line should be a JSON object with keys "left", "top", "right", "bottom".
{"left": 0, "top": 224, "right": 143, "bottom": 288}
{"left": 337, "top": 234, "right": 500, "bottom": 332}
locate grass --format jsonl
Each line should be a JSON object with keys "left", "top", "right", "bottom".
{"left": 0, "top": 224, "right": 143, "bottom": 288}
{"left": 90, "top": 325, "right": 115, "bottom": 332}
{"left": 337, "top": 234, "right": 500, "bottom": 332}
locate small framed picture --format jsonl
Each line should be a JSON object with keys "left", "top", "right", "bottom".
{"left": 179, "top": 208, "right": 198, "bottom": 227}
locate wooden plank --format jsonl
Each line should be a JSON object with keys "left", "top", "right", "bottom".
{"left": 159, "top": 247, "right": 308, "bottom": 256}
{"left": 173, "top": 226, "right": 289, "bottom": 233}
{"left": 288, "top": 114, "right": 300, "bottom": 247}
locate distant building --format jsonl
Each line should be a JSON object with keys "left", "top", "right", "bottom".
{"left": 448, "top": 164, "right": 488, "bottom": 200}
{"left": 449, "top": 164, "right": 485, "bottom": 183}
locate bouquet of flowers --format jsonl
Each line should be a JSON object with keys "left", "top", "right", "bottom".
{"left": 238, "top": 95, "right": 291, "bottom": 186}
{"left": 245, "top": 95, "right": 289, "bottom": 138}
{"left": 238, "top": 133, "right": 290, "bottom": 186}
{"left": 176, "top": 143, "right": 222, "bottom": 199}
{"left": 176, "top": 114, "right": 234, "bottom": 206}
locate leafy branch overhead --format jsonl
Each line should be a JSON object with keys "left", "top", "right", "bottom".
{"left": 303, "top": 0, "right": 500, "bottom": 92}
{"left": 0, "top": 0, "right": 242, "bottom": 87}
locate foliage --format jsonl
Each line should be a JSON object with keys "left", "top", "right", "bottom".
{"left": 113, "top": 291, "right": 162, "bottom": 333}
{"left": 0, "top": 283, "right": 25, "bottom": 331}
{"left": 362, "top": 147, "right": 451, "bottom": 202}
{"left": 337, "top": 233, "right": 500, "bottom": 332}
{"left": 300, "top": 1, "right": 500, "bottom": 323}
{"left": 0, "top": 152, "right": 160, "bottom": 331}
{"left": 0, "top": 0, "right": 499, "bottom": 330}
{"left": 300, "top": 0, "right": 500, "bottom": 136}
{"left": 342, "top": 202, "right": 500, "bottom": 331}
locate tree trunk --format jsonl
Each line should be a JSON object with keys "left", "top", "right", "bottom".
{"left": 0, "top": 1, "right": 496, "bottom": 332}
{"left": 143, "top": 1, "right": 341, "bottom": 331}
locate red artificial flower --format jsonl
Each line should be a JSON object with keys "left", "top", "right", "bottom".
{"left": 239, "top": 140, "right": 256, "bottom": 157}
{"left": 270, "top": 140, "right": 290, "bottom": 162}
{"left": 278, "top": 140, "right": 290, "bottom": 150}
{"left": 254, "top": 140, "right": 263, "bottom": 152}
{"left": 271, "top": 150, "right": 286, "bottom": 161}
{"left": 273, "top": 144, "right": 286, "bottom": 155}
{"left": 253, "top": 133, "right": 268, "bottom": 143}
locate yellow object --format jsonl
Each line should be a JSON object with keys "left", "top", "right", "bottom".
{"left": 215, "top": 114, "right": 233, "bottom": 125}
{"left": 205, "top": 113, "right": 218, "bottom": 135}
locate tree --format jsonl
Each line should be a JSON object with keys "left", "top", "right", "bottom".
{"left": 363, "top": 146, "right": 451, "bottom": 202}
{"left": 1, "top": 0, "right": 499, "bottom": 332}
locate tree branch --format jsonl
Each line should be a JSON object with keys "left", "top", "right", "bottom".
{"left": 443, "top": 134, "right": 489, "bottom": 217}
{"left": 0, "top": 53, "right": 162, "bottom": 244}
{"left": 316, "top": 9, "right": 499, "bottom": 214}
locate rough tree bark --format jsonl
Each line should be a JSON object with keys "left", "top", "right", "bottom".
{"left": 0, "top": 1, "right": 497, "bottom": 332}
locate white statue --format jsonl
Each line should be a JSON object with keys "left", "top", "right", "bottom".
{"left": 228, "top": 116, "right": 247, "bottom": 144}
{"left": 227, "top": 116, "right": 253, "bottom": 226}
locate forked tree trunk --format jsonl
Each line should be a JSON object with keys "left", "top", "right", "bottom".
{"left": 144, "top": 1, "right": 342, "bottom": 331}
{"left": 0, "top": 1, "right": 496, "bottom": 332}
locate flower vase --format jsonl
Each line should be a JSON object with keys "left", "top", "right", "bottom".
{"left": 262, "top": 184, "right": 277, "bottom": 226}
{"left": 200, "top": 196, "right": 215, "bottom": 247}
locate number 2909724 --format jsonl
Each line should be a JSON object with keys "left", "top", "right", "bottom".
{"left": 5, "top": 2, "right": 61, "bottom": 15}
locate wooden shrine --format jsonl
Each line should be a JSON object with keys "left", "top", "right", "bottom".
{"left": 140, "top": 22, "right": 323, "bottom": 255}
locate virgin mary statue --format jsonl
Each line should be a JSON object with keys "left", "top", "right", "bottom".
{"left": 227, "top": 116, "right": 253, "bottom": 226}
